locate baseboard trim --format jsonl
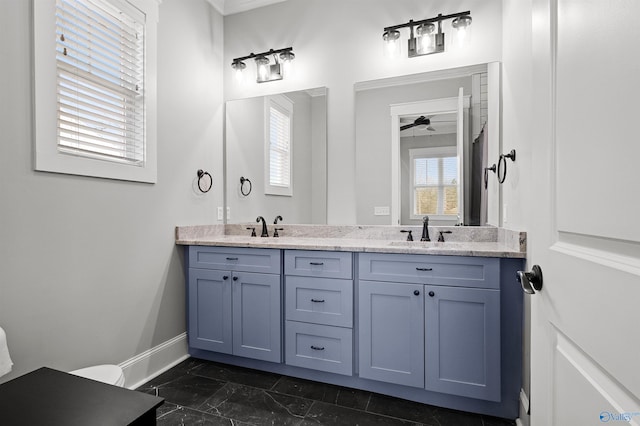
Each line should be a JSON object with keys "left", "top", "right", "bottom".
{"left": 119, "top": 332, "right": 189, "bottom": 390}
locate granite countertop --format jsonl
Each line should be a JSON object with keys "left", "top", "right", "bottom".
{"left": 175, "top": 224, "right": 526, "bottom": 259}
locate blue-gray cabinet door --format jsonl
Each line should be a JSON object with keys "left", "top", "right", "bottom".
{"left": 232, "top": 272, "right": 282, "bottom": 363}
{"left": 425, "top": 285, "right": 501, "bottom": 402}
{"left": 358, "top": 280, "right": 424, "bottom": 388}
{"left": 187, "top": 268, "right": 233, "bottom": 354}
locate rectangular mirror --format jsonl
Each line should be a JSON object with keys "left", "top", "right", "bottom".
{"left": 225, "top": 87, "right": 327, "bottom": 224}
{"left": 355, "top": 63, "right": 500, "bottom": 226}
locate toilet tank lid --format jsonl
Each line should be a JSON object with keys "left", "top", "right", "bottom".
{"left": 69, "top": 364, "right": 124, "bottom": 384}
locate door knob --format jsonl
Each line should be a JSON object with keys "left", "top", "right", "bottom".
{"left": 517, "top": 265, "right": 543, "bottom": 294}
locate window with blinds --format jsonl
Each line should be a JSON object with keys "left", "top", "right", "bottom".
{"left": 264, "top": 95, "right": 293, "bottom": 196}
{"left": 56, "top": 0, "right": 145, "bottom": 165}
{"left": 410, "top": 146, "right": 459, "bottom": 218}
{"left": 33, "top": 0, "right": 157, "bottom": 183}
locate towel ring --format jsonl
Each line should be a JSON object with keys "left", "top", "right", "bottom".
{"left": 240, "top": 176, "right": 252, "bottom": 196}
{"left": 497, "top": 149, "right": 516, "bottom": 184}
{"left": 197, "top": 169, "right": 212, "bottom": 193}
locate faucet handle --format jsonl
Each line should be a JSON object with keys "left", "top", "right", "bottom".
{"left": 273, "top": 227, "right": 284, "bottom": 238}
{"left": 400, "top": 230, "right": 414, "bottom": 241}
{"left": 437, "top": 230, "right": 452, "bottom": 242}
{"left": 246, "top": 227, "right": 256, "bottom": 237}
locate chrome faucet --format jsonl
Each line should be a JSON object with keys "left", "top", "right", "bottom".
{"left": 256, "top": 216, "right": 269, "bottom": 237}
{"left": 420, "top": 216, "right": 430, "bottom": 242}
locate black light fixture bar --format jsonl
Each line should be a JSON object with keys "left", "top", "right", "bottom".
{"left": 383, "top": 11, "right": 470, "bottom": 33}
{"left": 383, "top": 11, "right": 471, "bottom": 58}
{"left": 232, "top": 47, "right": 293, "bottom": 64}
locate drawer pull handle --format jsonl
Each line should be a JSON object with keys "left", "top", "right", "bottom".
{"left": 310, "top": 345, "right": 325, "bottom": 351}
{"left": 309, "top": 262, "right": 324, "bottom": 266}
{"left": 311, "top": 299, "right": 325, "bottom": 303}
{"left": 226, "top": 257, "right": 239, "bottom": 261}
{"left": 416, "top": 267, "right": 433, "bottom": 271}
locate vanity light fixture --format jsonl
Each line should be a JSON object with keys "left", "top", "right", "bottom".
{"left": 383, "top": 11, "right": 472, "bottom": 58}
{"left": 231, "top": 47, "right": 295, "bottom": 84}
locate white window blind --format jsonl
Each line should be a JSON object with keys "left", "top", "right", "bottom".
{"left": 269, "top": 105, "right": 291, "bottom": 187}
{"left": 264, "top": 95, "right": 293, "bottom": 196}
{"left": 55, "top": 0, "right": 145, "bottom": 165}
{"left": 410, "top": 146, "right": 459, "bottom": 218}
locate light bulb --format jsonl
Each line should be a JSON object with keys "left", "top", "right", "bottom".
{"left": 255, "top": 57, "right": 270, "bottom": 82}
{"left": 416, "top": 23, "right": 435, "bottom": 54}
{"left": 231, "top": 60, "right": 246, "bottom": 84}
{"left": 383, "top": 29, "right": 401, "bottom": 58}
{"left": 452, "top": 15, "right": 472, "bottom": 48}
{"left": 279, "top": 51, "right": 295, "bottom": 77}
{"left": 235, "top": 68, "right": 244, "bottom": 83}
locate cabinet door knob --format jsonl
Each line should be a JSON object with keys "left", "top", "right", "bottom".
{"left": 223, "top": 275, "right": 229, "bottom": 280}
{"left": 414, "top": 290, "right": 420, "bottom": 296}
{"left": 232, "top": 276, "right": 238, "bottom": 281}
{"left": 429, "top": 291, "right": 435, "bottom": 297}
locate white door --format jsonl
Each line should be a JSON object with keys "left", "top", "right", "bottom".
{"left": 529, "top": 0, "right": 640, "bottom": 425}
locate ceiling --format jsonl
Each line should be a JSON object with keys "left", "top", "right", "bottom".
{"left": 207, "top": 0, "right": 288, "bottom": 16}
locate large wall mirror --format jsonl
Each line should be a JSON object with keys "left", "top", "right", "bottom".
{"left": 225, "top": 87, "right": 327, "bottom": 224}
{"left": 355, "top": 63, "right": 500, "bottom": 226}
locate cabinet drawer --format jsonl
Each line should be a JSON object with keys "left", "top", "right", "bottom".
{"left": 285, "top": 276, "right": 353, "bottom": 327}
{"left": 188, "top": 246, "right": 281, "bottom": 274}
{"left": 285, "top": 250, "right": 352, "bottom": 279}
{"left": 285, "top": 321, "right": 353, "bottom": 376}
{"left": 358, "top": 253, "right": 499, "bottom": 289}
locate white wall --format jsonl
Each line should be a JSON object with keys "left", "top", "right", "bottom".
{"left": 0, "top": 0, "right": 223, "bottom": 382}
{"left": 224, "top": 0, "right": 503, "bottom": 224}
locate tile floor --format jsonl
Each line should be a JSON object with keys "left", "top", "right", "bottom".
{"left": 137, "top": 358, "right": 516, "bottom": 426}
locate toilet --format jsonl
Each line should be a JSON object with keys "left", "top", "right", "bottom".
{"left": 69, "top": 364, "right": 125, "bottom": 387}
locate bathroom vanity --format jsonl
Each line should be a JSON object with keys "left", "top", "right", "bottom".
{"left": 177, "top": 225, "right": 525, "bottom": 420}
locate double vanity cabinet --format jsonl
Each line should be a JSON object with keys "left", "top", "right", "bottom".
{"left": 185, "top": 244, "right": 524, "bottom": 420}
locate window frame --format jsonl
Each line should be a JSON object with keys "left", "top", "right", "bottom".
{"left": 409, "top": 146, "right": 459, "bottom": 221}
{"left": 264, "top": 94, "right": 293, "bottom": 197}
{"left": 33, "top": 0, "right": 159, "bottom": 183}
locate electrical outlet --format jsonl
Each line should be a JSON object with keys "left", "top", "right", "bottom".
{"left": 374, "top": 206, "right": 390, "bottom": 216}
{"left": 217, "top": 207, "right": 223, "bottom": 221}
{"left": 503, "top": 204, "right": 508, "bottom": 224}
{"left": 226, "top": 206, "right": 230, "bottom": 220}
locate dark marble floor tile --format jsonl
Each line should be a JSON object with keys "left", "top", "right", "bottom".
{"left": 157, "top": 402, "right": 249, "bottom": 425}
{"left": 202, "top": 382, "right": 313, "bottom": 425}
{"left": 272, "top": 375, "right": 341, "bottom": 404}
{"left": 367, "top": 393, "right": 485, "bottom": 426}
{"left": 334, "top": 387, "right": 372, "bottom": 411}
{"left": 139, "top": 358, "right": 207, "bottom": 388}
{"left": 139, "top": 374, "right": 227, "bottom": 410}
{"left": 191, "top": 361, "right": 281, "bottom": 390}
{"left": 301, "top": 401, "right": 422, "bottom": 426}
{"left": 366, "top": 393, "right": 440, "bottom": 424}
{"left": 481, "top": 415, "right": 516, "bottom": 426}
